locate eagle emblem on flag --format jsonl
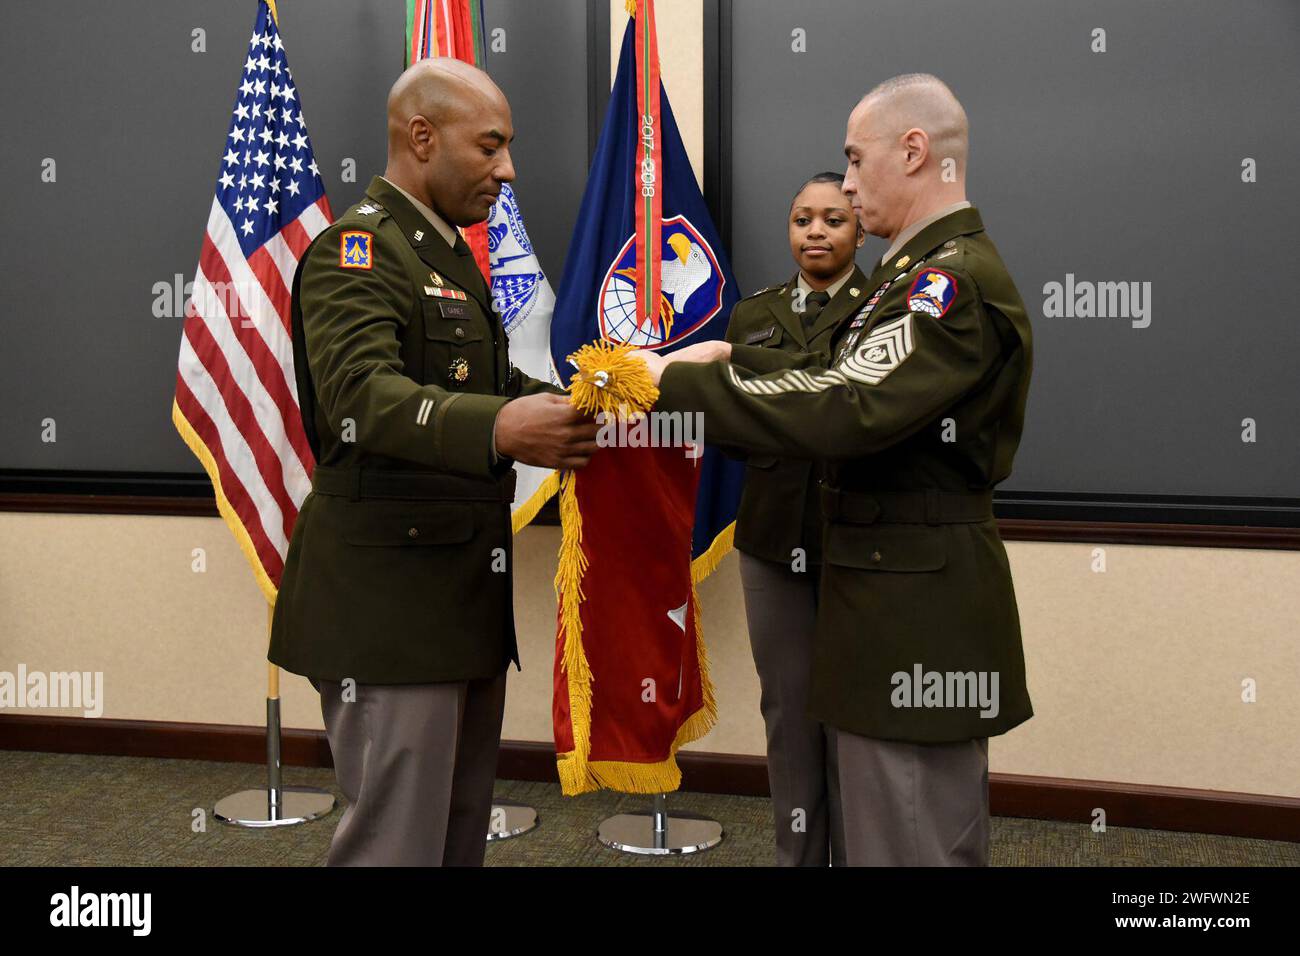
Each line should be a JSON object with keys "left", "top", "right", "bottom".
{"left": 597, "top": 215, "right": 725, "bottom": 349}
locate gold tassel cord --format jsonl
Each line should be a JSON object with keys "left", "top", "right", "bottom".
{"left": 565, "top": 340, "right": 659, "bottom": 418}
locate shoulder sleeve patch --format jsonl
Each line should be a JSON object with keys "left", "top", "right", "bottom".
{"left": 907, "top": 268, "right": 957, "bottom": 319}
{"left": 339, "top": 230, "right": 373, "bottom": 270}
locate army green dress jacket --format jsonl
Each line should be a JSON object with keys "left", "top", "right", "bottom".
{"left": 658, "top": 208, "right": 1034, "bottom": 742}
{"left": 723, "top": 266, "right": 868, "bottom": 567}
{"left": 269, "top": 177, "right": 552, "bottom": 685}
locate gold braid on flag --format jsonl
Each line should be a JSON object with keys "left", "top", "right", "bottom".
{"left": 555, "top": 342, "right": 655, "bottom": 793}
{"left": 554, "top": 342, "right": 716, "bottom": 794}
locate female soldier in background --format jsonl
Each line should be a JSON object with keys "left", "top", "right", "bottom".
{"left": 723, "top": 172, "right": 866, "bottom": 866}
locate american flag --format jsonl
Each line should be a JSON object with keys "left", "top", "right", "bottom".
{"left": 172, "top": 0, "right": 331, "bottom": 602}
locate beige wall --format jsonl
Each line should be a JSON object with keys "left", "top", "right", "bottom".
{"left": 610, "top": 0, "right": 704, "bottom": 186}
{"left": 2, "top": 511, "right": 1298, "bottom": 798}
{"left": 2, "top": 2, "right": 1295, "bottom": 801}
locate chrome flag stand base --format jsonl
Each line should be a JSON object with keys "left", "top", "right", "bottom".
{"left": 597, "top": 793, "right": 724, "bottom": 855}
{"left": 215, "top": 696, "right": 335, "bottom": 828}
{"left": 487, "top": 801, "right": 540, "bottom": 841}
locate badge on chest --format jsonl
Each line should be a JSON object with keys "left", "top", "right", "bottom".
{"left": 448, "top": 356, "right": 471, "bottom": 384}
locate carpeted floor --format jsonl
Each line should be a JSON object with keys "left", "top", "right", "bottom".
{"left": 2, "top": 750, "right": 1296, "bottom": 866}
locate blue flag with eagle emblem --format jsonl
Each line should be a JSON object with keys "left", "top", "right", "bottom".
{"left": 551, "top": 17, "right": 742, "bottom": 571}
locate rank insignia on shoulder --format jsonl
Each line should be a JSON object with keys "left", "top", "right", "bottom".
{"left": 448, "top": 356, "right": 471, "bottom": 383}
{"left": 425, "top": 286, "right": 467, "bottom": 300}
{"left": 933, "top": 248, "right": 958, "bottom": 260}
{"left": 907, "top": 268, "right": 958, "bottom": 319}
{"left": 355, "top": 203, "right": 380, "bottom": 216}
{"left": 839, "top": 314, "right": 915, "bottom": 385}
{"left": 745, "top": 325, "right": 776, "bottom": 345}
{"left": 339, "top": 231, "right": 373, "bottom": 270}
{"left": 743, "top": 284, "right": 781, "bottom": 300}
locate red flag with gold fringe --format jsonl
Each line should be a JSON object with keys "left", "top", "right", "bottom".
{"left": 553, "top": 345, "right": 715, "bottom": 795}
{"left": 548, "top": 0, "right": 739, "bottom": 796}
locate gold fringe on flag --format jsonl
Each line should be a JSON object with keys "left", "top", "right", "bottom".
{"left": 171, "top": 400, "right": 278, "bottom": 605}
{"left": 691, "top": 520, "right": 734, "bottom": 583}
{"left": 555, "top": 464, "right": 593, "bottom": 794}
{"left": 510, "top": 470, "right": 560, "bottom": 535}
{"left": 554, "top": 342, "right": 718, "bottom": 794}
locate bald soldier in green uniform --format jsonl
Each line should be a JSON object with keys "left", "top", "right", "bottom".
{"left": 639, "top": 73, "right": 1033, "bottom": 866}
{"left": 269, "top": 59, "right": 598, "bottom": 866}
{"left": 726, "top": 171, "right": 866, "bottom": 867}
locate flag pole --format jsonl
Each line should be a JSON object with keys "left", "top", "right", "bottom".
{"left": 213, "top": 604, "right": 335, "bottom": 828}
{"left": 588, "top": 2, "right": 722, "bottom": 855}
{"left": 597, "top": 792, "right": 723, "bottom": 855}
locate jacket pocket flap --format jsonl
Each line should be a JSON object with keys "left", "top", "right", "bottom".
{"left": 824, "top": 522, "right": 947, "bottom": 572}
{"left": 424, "top": 323, "right": 486, "bottom": 344}
{"left": 344, "top": 505, "right": 475, "bottom": 546}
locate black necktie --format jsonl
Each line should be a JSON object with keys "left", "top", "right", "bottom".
{"left": 451, "top": 233, "right": 490, "bottom": 302}
{"left": 801, "top": 290, "right": 831, "bottom": 330}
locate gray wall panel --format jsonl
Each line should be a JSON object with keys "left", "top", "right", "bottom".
{"left": 729, "top": 0, "right": 1300, "bottom": 498}
{"left": 0, "top": 0, "right": 587, "bottom": 474}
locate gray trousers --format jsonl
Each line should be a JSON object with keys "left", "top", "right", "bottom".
{"left": 835, "top": 731, "right": 990, "bottom": 866}
{"left": 313, "top": 671, "right": 507, "bottom": 867}
{"left": 738, "top": 552, "right": 845, "bottom": 866}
